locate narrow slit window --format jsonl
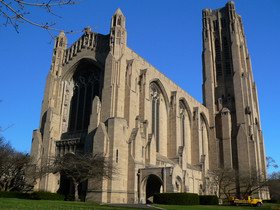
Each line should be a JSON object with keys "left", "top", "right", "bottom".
{"left": 116, "top": 149, "right": 119, "bottom": 163}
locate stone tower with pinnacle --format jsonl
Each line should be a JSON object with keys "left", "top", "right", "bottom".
{"left": 202, "top": 1, "right": 267, "bottom": 196}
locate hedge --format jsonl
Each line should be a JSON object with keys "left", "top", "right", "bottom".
{"left": 0, "top": 191, "right": 64, "bottom": 200}
{"left": 153, "top": 193, "right": 199, "bottom": 205}
{"left": 263, "top": 199, "right": 279, "bottom": 204}
{"left": 30, "top": 192, "right": 64, "bottom": 200}
{"left": 199, "top": 195, "right": 219, "bottom": 205}
{"left": 0, "top": 191, "right": 25, "bottom": 199}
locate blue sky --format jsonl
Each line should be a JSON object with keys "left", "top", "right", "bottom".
{"left": 0, "top": 0, "right": 279, "bottom": 172}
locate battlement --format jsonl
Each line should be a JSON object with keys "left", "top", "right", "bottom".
{"left": 63, "top": 29, "right": 97, "bottom": 65}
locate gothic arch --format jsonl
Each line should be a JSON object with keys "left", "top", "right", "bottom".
{"left": 117, "top": 16, "right": 122, "bottom": 26}
{"left": 174, "top": 176, "right": 183, "bottom": 192}
{"left": 61, "top": 57, "right": 103, "bottom": 81}
{"left": 178, "top": 98, "right": 192, "bottom": 126}
{"left": 200, "top": 113, "right": 210, "bottom": 168}
{"left": 61, "top": 58, "right": 103, "bottom": 133}
{"left": 179, "top": 100, "right": 192, "bottom": 147}
{"left": 149, "top": 81, "right": 168, "bottom": 155}
{"left": 149, "top": 79, "right": 169, "bottom": 112}
{"left": 178, "top": 99, "right": 192, "bottom": 164}
{"left": 200, "top": 112, "right": 210, "bottom": 139}
{"left": 141, "top": 174, "right": 163, "bottom": 203}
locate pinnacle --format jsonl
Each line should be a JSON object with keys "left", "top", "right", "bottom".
{"left": 58, "top": 30, "right": 66, "bottom": 37}
{"left": 114, "top": 8, "right": 124, "bottom": 16}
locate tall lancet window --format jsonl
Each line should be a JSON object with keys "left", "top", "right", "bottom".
{"left": 179, "top": 101, "right": 186, "bottom": 147}
{"left": 201, "top": 122, "right": 205, "bottom": 156}
{"left": 150, "top": 83, "right": 160, "bottom": 152}
{"left": 200, "top": 116, "right": 209, "bottom": 169}
{"left": 200, "top": 116, "right": 208, "bottom": 158}
{"left": 68, "top": 61, "right": 101, "bottom": 132}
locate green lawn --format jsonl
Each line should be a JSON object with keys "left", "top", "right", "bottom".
{"left": 155, "top": 204, "right": 280, "bottom": 210}
{"left": 0, "top": 198, "right": 280, "bottom": 210}
{"left": 0, "top": 198, "right": 142, "bottom": 210}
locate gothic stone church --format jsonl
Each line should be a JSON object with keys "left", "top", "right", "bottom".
{"left": 31, "top": 2, "right": 268, "bottom": 203}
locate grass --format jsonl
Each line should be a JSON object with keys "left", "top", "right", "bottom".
{"left": 155, "top": 203, "right": 280, "bottom": 210}
{"left": 0, "top": 198, "right": 143, "bottom": 210}
{"left": 0, "top": 198, "right": 280, "bottom": 210}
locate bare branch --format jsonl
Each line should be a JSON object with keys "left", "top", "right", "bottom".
{"left": 0, "top": 124, "right": 14, "bottom": 132}
{"left": 15, "top": 0, "right": 76, "bottom": 7}
{"left": 39, "top": 153, "right": 118, "bottom": 201}
{"left": 0, "top": 137, "right": 33, "bottom": 192}
{"left": 266, "top": 156, "right": 278, "bottom": 169}
{"left": 0, "top": 0, "right": 80, "bottom": 34}
{"left": 1, "top": 0, "right": 60, "bottom": 31}
{"left": 268, "top": 171, "right": 280, "bottom": 202}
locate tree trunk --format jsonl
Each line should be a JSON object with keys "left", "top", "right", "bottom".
{"left": 74, "top": 182, "right": 79, "bottom": 201}
{"left": 218, "top": 181, "right": 221, "bottom": 198}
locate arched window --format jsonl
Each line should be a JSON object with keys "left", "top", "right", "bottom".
{"left": 200, "top": 115, "right": 209, "bottom": 168}
{"left": 201, "top": 121, "right": 205, "bottom": 155}
{"left": 113, "top": 16, "right": 117, "bottom": 26}
{"left": 150, "top": 83, "right": 161, "bottom": 152}
{"left": 175, "top": 176, "right": 183, "bottom": 192}
{"left": 117, "top": 16, "right": 122, "bottom": 26}
{"left": 68, "top": 60, "right": 101, "bottom": 132}
{"left": 179, "top": 101, "right": 187, "bottom": 147}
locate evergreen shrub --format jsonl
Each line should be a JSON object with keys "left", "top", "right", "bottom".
{"left": 199, "top": 195, "right": 219, "bottom": 205}
{"left": 0, "top": 191, "right": 64, "bottom": 200}
{"left": 153, "top": 193, "right": 199, "bottom": 205}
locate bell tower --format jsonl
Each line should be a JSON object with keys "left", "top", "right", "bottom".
{"left": 202, "top": 1, "right": 267, "bottom": 196}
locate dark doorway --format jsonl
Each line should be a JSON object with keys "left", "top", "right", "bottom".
{"left": 57, "top": 174, "right": 73, "bottom": 200}
{"left": 146, "top": 174, "right": 162, "bottom": 203}
{"left": 57, "top": 174, "right": 88, "bottom": 201}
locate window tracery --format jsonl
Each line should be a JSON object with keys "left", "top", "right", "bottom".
{"left": 179, "top": 101, "right": 187, "bottom": 147}
{"left": 150, "top": 83, "right": 161, "bottom": 152}
{"left": 68, "top": 66, "right": 100, "bottom": 132}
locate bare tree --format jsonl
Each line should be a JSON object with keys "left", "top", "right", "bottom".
{"left": 49, "top": 153, "right": 117, "bottom": 201}
{"left": 0, "top": 137, "right": 34, "bottom": 192}
{"left": 209, "top": 168, "right": 268, "bottom": 200}
{"left": 238, "top": 170, "right": 267, "bottom": 197}
{"left": 208, "top": 168, "right": 237, "bottom": 199}
{"left": 0, "top": 136, "right": 12, "bottom": 159}
{"left": 266, "top": 157, "right": 280, "bottom": 202}
{"left": 0, "top": 0, "right": 77, "bottom": 33}
{"left": 268, "top": 172, "right": 280, "bottom": 202}
{"left": 0, "top": 137, "right": 14, "bottom": 188}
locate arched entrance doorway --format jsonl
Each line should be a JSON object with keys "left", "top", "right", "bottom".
{"left": 175, "top": 176, "right": 183, "bottom": 192}
{"left": 145, "top": 174, "right": 163, "bottom": 203}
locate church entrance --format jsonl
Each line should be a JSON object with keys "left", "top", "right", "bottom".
{"left": 145, "top": 174, "right": 163, "bottom": 203}
{"left": 57, "top": 174, "right": 87, "bottom": 201}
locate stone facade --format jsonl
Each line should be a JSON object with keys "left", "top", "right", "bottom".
{"left": 31, "top": 2, "right": 268, "bottom": 203}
